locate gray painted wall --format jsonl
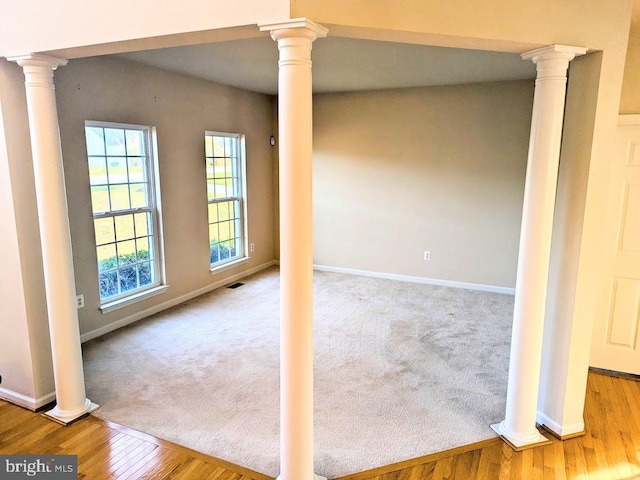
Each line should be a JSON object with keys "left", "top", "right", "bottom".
{"left": 312, "top": 80, "right": 534, "bottom": 288}
{"left": 55, "top": 56, "right": 276, "bottom": 337}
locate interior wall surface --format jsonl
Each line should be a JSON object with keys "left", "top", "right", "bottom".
{"left": 312, "top": 80, "right": 534, "bottom": 288}
{"left": 292, "top": 0, "right": 631, "bottom": 53}
{"left": 0, "top": 59, "right": 54, "bottom": 404}
{"left": 620, "top": 0, "right": 640, "bottom": 113}
{"left": 538, "top": 52, "right": 603, "bottom": 434}
{"left": 0, "top": 0, "right": 289, "bottom": 58}
{"left": 55, "top": 56, "right": 275, "bottom": 337}
{"left": 271, "top": 96, "right": 280, "bottom": 262}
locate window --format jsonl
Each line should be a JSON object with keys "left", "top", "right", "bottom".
{"left": 85, "top": 122, "right": 164, "bottom": 305}
{"left": 205, "top": 132, "right": 247, "bottom": 269}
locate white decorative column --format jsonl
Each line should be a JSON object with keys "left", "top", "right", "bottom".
{"left": 8, "top": 54, "right": 98, "bottom": 424}
{"left": 492, "top": 45, "right": 586, "bottom": 449}
{"left": 258, "top": 19, "right": 327, "bottom": 480}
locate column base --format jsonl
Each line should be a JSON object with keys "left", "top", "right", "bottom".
{"left": 43, "top": 398, "right": 99, "bottom": 425}
{"left": 540, "top": 424, "right": 586, "bottom": 441}
{"left": 276, "top": 474, "right": 326, "bottom": 480}
{"left": 491, "top": 421, "right": 552, "bottom": 451}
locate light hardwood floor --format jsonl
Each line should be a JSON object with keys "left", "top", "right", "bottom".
{"left": 0, "top": 370, "right": 638, "bottom": 479}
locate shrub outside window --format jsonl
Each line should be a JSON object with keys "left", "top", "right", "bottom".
{"left": 205, "top": 132, "right": 247, "bottom": 268}
{"left": 85, "top": 122, "right": 163, "bottom": 303}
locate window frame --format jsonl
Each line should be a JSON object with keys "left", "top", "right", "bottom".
{"left": 85, "top": 120, "right": 166, "bottom": 308}
{"left": 205, "top": 131, "right": 248, "bottom": 271}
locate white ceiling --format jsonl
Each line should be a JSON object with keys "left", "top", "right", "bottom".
{"left": 117, "top": 36, "right": 537, "bottom": 95}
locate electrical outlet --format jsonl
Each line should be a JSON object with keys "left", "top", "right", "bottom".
{"left": 250, "top": 243, "right": 255, "bottom": 253}
{"left": 76, "top": 294, "right": 84, "bottom": 309}
{"left": 423, "top": 251, "right": 431, "bottom": 261}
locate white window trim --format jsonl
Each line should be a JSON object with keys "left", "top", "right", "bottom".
{"left": 100, "top": 284, "right": 169, "bottom": 314}
{"left": 205, "top": 131, "right": 249, "bottom": 271}
{"left": 85, "top": 120, "right": 167, "bottom": 307}
{"left": 209, "top": 256, "right": 250, "bottom": 275}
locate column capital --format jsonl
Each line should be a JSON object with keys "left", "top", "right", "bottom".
{"left": 521, "top": 44, "right": 587, "bottom": 65}
{"left": 259, "top": 17, "right": 328, "bottom": 42}
{"left": 7, "top": 53, "right": 68, "bottom": 69}
{"left": 522, "top": 45, "right": 586, "bottom": 81}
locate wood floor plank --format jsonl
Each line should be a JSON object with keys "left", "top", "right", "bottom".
{"left": 0, "top": 370, "right": 638, "bottom": 479}
{"left": 112, "top": 446, "right": 163, "bottom": 480}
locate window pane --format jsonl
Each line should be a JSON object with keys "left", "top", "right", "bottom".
{"left": 207, "top": 180, "right": 216, "bottom": 201}
{"left": 117, "top": 239, "right": 136, "bottom": 266}
{"left": 206, "top": 159, "right": 214, "bottom": 179}
{"left": 219, "top": 201, "right": 230, "bottom": 221}
{"left": 139, "top": 262, "right": 154, "bottom": 286}
{"left": 88, "top": 157, "right": 107, "bottom": 185}
{"left": 85, "top": 127, "right": 105, "bottom": 156}
{"left": 130, "top": 184, "right": 148, "bottom": 208}
{"left": 134, "top": 212, "right": 150, "bottom": 237}
{"left": 219, "top": 242, "right": 231, "bottom": 261}
{"left": 97, "top": 244, "right": 117, "bottom": 271}
{"left": 90, "top": 186, "right": 110, "bottom": 213}
{"left": 125, "top": 129, "right": 145, "bottom": 156}
{"left": 224, "top": 137, "right": 233, "bottom": 157}
{"left": 208, "top": 203, "right": 218, "bottom": 223}
{"left": 213, "top": 137, "right": 224, "bottom": 157}
{"left": 225, "top": 178, "right": 234, "bottom": 197}
{"left": 128, "top": 157, "right": 145, "bottom": 183}
{"left": 215, "top": 182, "right": 227, "bottom": 199}
{"left": 109, "top": 185, "right": 130, "bottom": 211}
{"left": 136, "top": 237, "right": 151, "bottom": 260}
{"left": 214, "top": 158, "right": 224, "bottom": 177}
{"left": 114, "top": 215, "right": 135, "bottom": 241}
{"left": 107, "top": 157, "right": 127, "bottom": 184}
{"left": 235, "top": 218, "right": 242, "bottom": 243}
{"left": 205, "top": 136, "right": 213, "bottom": 157}
{"left": 228, "top": 239, "right": 236, "bottom": 258}
{"left": 105, "top": 128, "right": 126, "bottom": 156}
{"left": 210, "top": 243, "right": 220, "bottom": 264}
{"left": 219, "top": 221, "right": 231, "bottom": 241}
{"left": 94, "top": 217, "right": 115, "bottom": 246}
{"left": 99, "top": 270, "right": 118, "bottom": 299}
{"left": 119, "top": 266, "right": 138, "bottom": 293}
{"left": 209, "top": 224, "right": 219, "bottom": 243}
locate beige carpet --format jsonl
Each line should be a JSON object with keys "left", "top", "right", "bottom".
{"left": 83, "top": 267, "right": 513, "bottom": 478}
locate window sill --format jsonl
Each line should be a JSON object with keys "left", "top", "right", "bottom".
{"left": 100, "top": 284, "right": 169, "bottom": 314}
{"left": 210, "top": 256, "right": 250, "bottom": 275}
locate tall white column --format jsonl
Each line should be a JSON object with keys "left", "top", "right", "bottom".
{"left": 258, "top": 19, "right": 327, "bottom": 480}
{"left": 8, "top": 54, "right": 98, "bottom": 424}
{"left": 492, "top": 45, "right": 586, "bottom": 449}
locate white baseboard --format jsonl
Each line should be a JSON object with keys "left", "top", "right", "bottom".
{"left": 536, "top": 410, "right": 585, "bottom": 437}
{"left": 313, "top": 264, "right": 515, "bottom": 295}
{"left": 0, "top": 387, "right": 56, "bottom": 411}
{"left": 80, "top": 260, "right": 277, "bottom": 343}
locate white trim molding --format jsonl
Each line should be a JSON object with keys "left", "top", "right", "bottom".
{"left": 536, "top": 410, "right": 585, "bottom": 438}
{"left": 100, "top": 285, "right": 169, "bottom": 314}
{"left": 313, "top": 264, "right": 515, "bottom": 295}
{"left": 0, "top": 387, "right": 56, "bottom": 411}
{"left": 81, "top": 260, "right": 277, "bottom": 343}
